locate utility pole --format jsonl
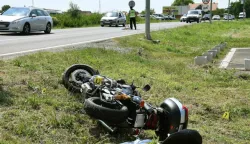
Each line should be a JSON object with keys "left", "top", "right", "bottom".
{"left": 243, "top": 0, "right": 245, "bottom": 20}
{"left": 145, "top": 0, "right": 151, "bottom": 40}
{"left": 210, "top": 0, "right": 213, "bottom": 24}
{"left": 99, "top": 0, "right": 100, "bottom": 13}
{"left": 228, "top": 0, "right": 230, "bottom": 22}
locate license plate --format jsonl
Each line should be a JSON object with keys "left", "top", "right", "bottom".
{"left": 0, "top": 25, "right": 5, "bottom": 27}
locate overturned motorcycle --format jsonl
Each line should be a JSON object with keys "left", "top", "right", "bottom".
{"left": 62, "top": 64, "right": 189, "bottom": 141}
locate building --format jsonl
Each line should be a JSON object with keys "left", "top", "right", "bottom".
{"left": 163, "top": 2, "right": 219, "bottom": 18}
{"left": 43, "top": 8, "right": 62, "bottom": 14}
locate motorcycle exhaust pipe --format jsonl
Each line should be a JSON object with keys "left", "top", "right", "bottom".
{"left": 98, "top": 120, "right": 117, "bottom": 133}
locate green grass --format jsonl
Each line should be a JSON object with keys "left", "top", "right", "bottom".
{"left": 0, "top": 20, "right": 250, "bottom": 144}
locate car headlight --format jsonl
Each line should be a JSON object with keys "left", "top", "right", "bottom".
{"left": 12, "top": 20, "right": 21, "bottom": 24}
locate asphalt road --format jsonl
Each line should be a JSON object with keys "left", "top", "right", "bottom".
{"left": 0, "top": 22, "right": 189, "bottom": 58}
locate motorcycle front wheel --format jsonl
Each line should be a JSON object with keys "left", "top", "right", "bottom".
{"left": 62, "top": 64, "right": 99, "bottom": 93}
{"left": 84, "top": 97, "right": 129, "bottom": 124}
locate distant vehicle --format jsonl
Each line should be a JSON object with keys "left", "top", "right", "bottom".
{"left": 100, "top": 12, "right": 126, "bottom": 27}
{"left": 152, "top": 14, "right": 165, "bottom": 20}
{"left": 180, "top": 14, "right": 187, "bottom": 22}
{"left": 212, "top": 15, "right": 221, "bottom": 20}
{"left": 163, "top": 14, "right": 171, "bottom": 20}
{"left": 169, "top": 15, "right": 176, "bottom": 20}
{"left": 202, "top": 14, "right": 211, "bottom": 21}
{"left": 0, "top": 7, "right": 53, "bottom": 34}
{"left": 239, "top": 12, "right": 246, "bottom": 19}
{"left": 151, "top": 14, "right": 164, "bottom": 20}
{"left": 231, "top": 14, "right": 234, "bottom": 19}
{"left": 224, "top": 14, "right": 232, "bottom": 20}
{"left": 186, "top": 10, "right": 202, "bottom": 23}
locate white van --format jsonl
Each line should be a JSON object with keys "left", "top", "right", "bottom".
{"left": 239, "top": 12, "right": 246, "bottom": 19}
{"left": 186, "top": 10, "right": 202, "bottom": 23}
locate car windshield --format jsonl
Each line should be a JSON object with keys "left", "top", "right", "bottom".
{"left": 188, "top": 11, "right": 198, "bottom": 14}
{"left": 2, "top": 7, "right": 30, "bottom": 16}
{"left": 105, "top": 12, "right": 118, "bottom": 17}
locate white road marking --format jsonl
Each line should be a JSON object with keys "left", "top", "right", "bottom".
{"left": 219, "top": 48, "right": 236, "bottom": 68}
{"left": 0, "top": 33, "right": 136, "bottom": 58}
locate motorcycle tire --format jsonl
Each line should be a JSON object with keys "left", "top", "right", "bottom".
{"left": 84, "top": 97, "right": 129, "bottom": 124}
{"left": 62, "top": 64, "right": 99, "bottom": 93}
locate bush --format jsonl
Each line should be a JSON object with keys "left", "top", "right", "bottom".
{"left": 53, "top": 13, "right": 103, "bottom": 28}
{"left": 52, "top": 17, "right": 60, "bottom": 27}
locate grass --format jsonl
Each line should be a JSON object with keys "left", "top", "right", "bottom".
{"left": 0, "top": 20, "right": 250, "bottom": 143}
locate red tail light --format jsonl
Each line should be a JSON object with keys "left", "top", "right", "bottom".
{"left": 182, "top": 106, "right": 188, "bottom": 121}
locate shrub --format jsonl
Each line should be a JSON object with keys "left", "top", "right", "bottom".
{"left": 52, "top": 17, "right": 60, "bottom": 27}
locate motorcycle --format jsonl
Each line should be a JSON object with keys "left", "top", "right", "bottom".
{"left": 62, "top": 64, "right": 189, "bottom": 141}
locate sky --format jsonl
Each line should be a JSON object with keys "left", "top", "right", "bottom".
{"left": 0, "top": 0, "right": 238, "bottom": 13}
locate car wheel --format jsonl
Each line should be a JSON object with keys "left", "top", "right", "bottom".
{"left": 197, "top": 20, "right": 199, "bottom": 23}
{"left": 116, "top": 21, "right": 119, "bottom": 27}
{"left": 109, "top": 25, "right": 111, "bottom": 27}
{"left": 44, "top": 23, "right": 51, "bottom": 34}
{"left": 101, "top": 25, "right": 104, "bottom": 27}
{"left": 123, "top": 23, "right": 125, "bottom": 27}
{"left": 186, "top": 20, "right": 188, "bottom": 23}
{"left": 22, "top": 23, "right": 30, "bottom": 35}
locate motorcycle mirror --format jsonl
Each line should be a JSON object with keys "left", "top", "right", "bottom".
{"left": 143, "top": 84, "right": 151, "bottom": 92}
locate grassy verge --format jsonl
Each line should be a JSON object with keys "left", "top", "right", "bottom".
{"left": 0, "top": 20, "right": 250, "bottom": 143}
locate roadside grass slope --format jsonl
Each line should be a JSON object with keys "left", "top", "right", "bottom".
{"left": 0, "top": 20, "right": 250, "bottom": 144}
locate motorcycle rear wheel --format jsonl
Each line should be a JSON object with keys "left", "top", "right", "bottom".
{"left": 62, "top": 64, "right": 99, "bottom": 93}
{"left": 84, "top": 97, "right": 129, "bottom": 124}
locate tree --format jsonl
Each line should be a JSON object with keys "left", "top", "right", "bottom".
{"left": 1, "top": 5, "right": 10, "bottom": 12}
{"left": 141, "top": 9, "right": 155, "bottom": 15}
{"left": 172, "top": 0, "right": 194, "bottom": 6}
{"left": 68, "top": 1, "right": 80, "bottom": 18}
{"left": 230, "top": 0, "right": 250, "bottom": 18}
{"left": 213, "top": 8, "right": 225, "bottom": 17}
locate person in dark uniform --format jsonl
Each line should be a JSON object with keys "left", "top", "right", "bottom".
{"left": 129, "top": 6, "right": 136, "bottom": 30}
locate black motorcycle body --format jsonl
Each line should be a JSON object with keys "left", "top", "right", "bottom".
{"left": 62, "top": 64, "right": 188, "bottom": 141}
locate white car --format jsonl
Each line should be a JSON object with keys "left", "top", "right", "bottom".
{"left": 212, "top": 15, "right": 221, "bottom": 20}
{"left": 186, "top": 10, "right": 202, "bottom": 23}
{"left": 180, "top": 14, "right": 187, "bottom": 22}
{"left": 0, "top": 7, "right": 53, "bottom": 34}
{"left": 100, "top": 12, "right": 126, "bottom": 27}
{"left": 239, "top": 12, "right": 246, "bottom": 19}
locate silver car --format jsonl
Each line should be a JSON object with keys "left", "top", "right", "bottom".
{"left": 0, "top": 7, "right": 53, "bottom": 34}
{"left": 100, "top": 12, "right": 126, "bottom": 27}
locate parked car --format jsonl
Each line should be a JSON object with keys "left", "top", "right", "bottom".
{"left": 186, "top": 10, "right": 202, "bottom": 23}
{"left": 151, "top": 15, "right": 164, "bottom": 20}
{"left": 152, "top": 14, "right": 165, "bottom": 20}
{"left": 100, "top": 12, "right": 126, "bottom": 27}
{"left": 224, "top": 14, "right": 232, "bottom": 20}
{"left": 163, "top": 14, "right": 171, "bottom": 20}
{"left": 202, "top": 14, "right": 211, "bottom": 21}
{"left": 231, "top": 15, "right": 235, "bottom": 20}
{"left": 169, "top": 15, "right": 176, "bottom": 20}
{"left": 0, "top": 7, "right": 53, "bottom": 34}
{"left": 212, "top": 15, "right": 221, "bottom": 20}
{"left": 239, "top": 12, "right": 246, "bottom": 19}
{"left": 180, "top": 14, "right": 187, "bottom": 22}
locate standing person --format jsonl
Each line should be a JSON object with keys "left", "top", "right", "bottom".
{"left": 129, "top": 7, "right": 136, "bottom": 30}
